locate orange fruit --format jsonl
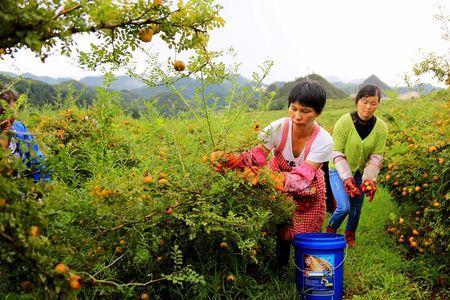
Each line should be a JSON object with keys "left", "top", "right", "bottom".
{"left": 154, "top": 0, "right": 163, "bottom": 5}
{"left": 139, "top": 27, "right": 154, "bottom": 42}
{"left": 55, "top": 263, "right": 70, "bottom": 274}
{"left": 141, "top": 293, "right": 150, "bottom": 300}
{"left": 69, "top": 279, "right": 81, "bottom": 290}
{"left": 410, "top": 241, "right": 418, "bottom": 247}
{"left": 70, "top": 275, "right": 81, "bottom": 281}
{"left": 433, "top": 201, "right": 440, "bottom": 208}
{"left": 173, "top": 60, "right": 186, "bottom": 71}
{"left": 412, "top": 229, "right": 419, "bottom": 236}
{"left": 0, "top": 198, "right": 6, "bottom": 206}
{"left": 30, "top": 225, "right": 40, "bottom": 237}
{"left": 165, "top": 207, "right": 173, "bottom": 214}
{"left": 428, "top": 146, "right": 437, "bottom": 153}
{"left": 158, "top": 178, "right": 168, "bottom": 185}
{"left": 414, "top": 186, "right": 420, "bottom": 192}
{"left": 398, "top": 218, "right": 404, "bottom": 225}
{"left": 226, "top": 274, "right": 236, "bottom": 282}
{"left": 144, "top": 175, "right": 153, "bottom": 183}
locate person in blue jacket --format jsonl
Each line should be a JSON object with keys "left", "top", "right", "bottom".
{"left": 0, "top": 90, "right": 50, "bottom": 182}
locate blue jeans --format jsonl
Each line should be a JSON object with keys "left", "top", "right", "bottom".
{"left": 327, "top": 169, "right": 364, "bottom": 232}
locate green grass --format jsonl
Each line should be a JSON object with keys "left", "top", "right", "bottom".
{"left": 243, "top": 188, "right": 436, "bottom": 300}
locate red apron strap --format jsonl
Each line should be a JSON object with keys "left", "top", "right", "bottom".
{"left": 303, "top": 124, "right": 321, "bottom": 159}
{"left": 269, "top": 118, "right": 291, "bottom": 172}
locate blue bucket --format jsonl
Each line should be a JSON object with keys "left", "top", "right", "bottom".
{"left": 293, "top": 233, "right": 347, "bottom": 300}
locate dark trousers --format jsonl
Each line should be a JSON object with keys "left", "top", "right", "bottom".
{"left": 276, "top": 233, "right": 291, "bottom": 269}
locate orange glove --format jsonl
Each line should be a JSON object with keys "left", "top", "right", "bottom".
{"left": 360, "top": 179, "right": 377, "bottom": 202}
{"left": 343, "top": 178, "right": 362, "bottom": 198}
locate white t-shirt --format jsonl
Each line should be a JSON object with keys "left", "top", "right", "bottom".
{"left": 258, "top": 117, "right": 333, "bottom": 168}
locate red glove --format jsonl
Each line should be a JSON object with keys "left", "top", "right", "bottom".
{"left": 210, "top": 147, "right": 267, "bottom": 172}
{"left": 360, "top": 179, "right": 377, "bottom": 202}
{"left": 343, "top": 178, "right": 362, "bottom": 198}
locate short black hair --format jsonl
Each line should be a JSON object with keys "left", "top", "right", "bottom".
{"left": 0, "top": 90, "right": 18, "bottom": 116}
{"left": 288, "top": 80, "right": 327, "bottom": 114}
{"left": 0, "top": 90, "right": 18, "bottom": 104}
{"left": 355, "top": 84, "right": 381, "bottom": 104}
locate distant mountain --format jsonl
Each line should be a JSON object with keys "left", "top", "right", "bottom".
{"left": 397, "top": 83, "right": 442, "bottom": 95}
{"left": 268, "top": 73, "right": 349, "bottom": 110}
{"left": 0, "top": 71, "right": 74, "bottom": 85}
{"left": 331, "top": 82, "right": 359, "bottom": 95}
{"left": 359, "top": 75, "right": 390, "bottom": 96}
{"left": 79, "top": 75, "right": 146, "bottom": 90}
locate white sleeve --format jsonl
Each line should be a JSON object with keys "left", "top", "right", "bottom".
{"left": 306, "top": 128, "right": 334, "bottom": 163}
{"left": 258, "top": 118, "right": 284, "bottom": 151}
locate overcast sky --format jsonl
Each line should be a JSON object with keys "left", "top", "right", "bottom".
{"left": 0, "top": 0, "right": 448, "bottom": 86}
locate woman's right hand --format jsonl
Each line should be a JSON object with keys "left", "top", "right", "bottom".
{"left": 343, "top": 177, "right": 362, "bottom": 197}
{"left": 210, "top": 151, "right": 240, "bottom": 172}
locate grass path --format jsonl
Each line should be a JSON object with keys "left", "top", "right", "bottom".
{"left": 259, "top": 188, "right": 432, "bottom": 300}
{"left": 342, "top": 188, "right": 424, "bottom": 299}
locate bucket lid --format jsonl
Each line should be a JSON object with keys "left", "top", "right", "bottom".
{"left": 293, "top": 233, "right": 346, "bottom": 250}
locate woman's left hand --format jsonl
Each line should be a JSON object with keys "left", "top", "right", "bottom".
{"left": 360, "top": 179, "right": 377, "bottom": 201}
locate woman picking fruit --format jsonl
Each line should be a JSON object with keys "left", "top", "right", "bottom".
{"left": 211, "top": 80, "right": 333, "bottom": 270}
{"left": 0, "top": 90, "right": 50, "bottom": 182}
{"left": 325, "top": 85, "right": 388, "bottom": 247}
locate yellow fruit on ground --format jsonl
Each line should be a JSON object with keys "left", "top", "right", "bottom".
{"left": 428, "top": 145, "right": 437, "bottom": 152}
{"left": 433, "top": 201, "right": 440, "bottom": 208}
{"left": 0, "top": 198, "right": 6, "bottom": 206}
{"left": 219, "top": 242, "right": 228, "bottom": 249}
{"left": 55, "top": 263, "right": 70, "bottom": 274}
{"left": 139, "top": 27, "right": 154, "bottom": 42}
{"left": 414, "top": 186, "right": 420, "bottom": 192}
{"left": 226, "top": 274, "right": 236, "bottom": 282}
{"left": 412, "top": 229, "right": 419, "bottom": 236}
{"left": 159, "top": 172, "right": 168, "bottom": 179}
{"left": 398, "top": 218, "right": 404, "bottom": 225}
{"left": 141, "top": 293, "right": 150, "bottom": 300}
{"left": 115, "top": 247, "right": 123, "bottom": 254}
{"left": 410, "top": 241, "right": 418, "bottom": 247}
{"left": 173, "top": 60, "right": 186, "bottom": 72}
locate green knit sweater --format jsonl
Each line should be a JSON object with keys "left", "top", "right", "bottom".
{"left": 330, "top": 113, "right": 388, "bottom": 173}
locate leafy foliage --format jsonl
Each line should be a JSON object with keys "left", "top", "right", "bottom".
{"left": 380, "top": 89, "right": 450, "bottom": 290}
{"left": 0, "top": 0, "right": 225, "bottom": 77}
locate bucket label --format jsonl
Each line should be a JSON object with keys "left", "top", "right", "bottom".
{"left": 302, "top": 254, "right": 335, "bottom": 296}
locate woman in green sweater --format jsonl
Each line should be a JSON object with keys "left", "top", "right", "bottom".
{"left": 326, "top": 85, "right": 388, "bottom": 247}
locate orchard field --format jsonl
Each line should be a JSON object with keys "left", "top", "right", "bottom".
{"left": 1, "top": 87, "right": 449, "bottom": 299}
